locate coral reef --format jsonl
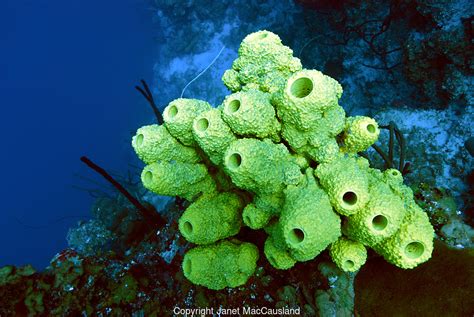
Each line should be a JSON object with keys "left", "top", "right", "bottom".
{"left": 414, "top": 183, "right": 474, "bottom": 249}
{"left": 66, "top": 220, "right": 115, "bottom": 256}
{"left": 0, "top": 246, "right": 183, "bottom": 316}
{"left": 292, "top": 0, "right": 472, "bottom": 112}
{"left": 132, "top": 30, "right": 435, "bottom": 289}
{"left": 371, "top": 106, "right": 473, "bottom": 200}
{"left": 315, "top": 262, "right": 356, "bottom": 316}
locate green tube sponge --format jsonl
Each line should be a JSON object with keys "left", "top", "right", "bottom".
{"left": 221, "top": 89, "right": 281, "bottom": 141}
{"left": 279, "top": 123, "right": 308, "bottom": 154}
{"left": 179, "top": 193, "right": 244, "bottom": 244}
{"left": 383, "top": 168, "right": 403, "bottom": 184}
{"left": 241, "top": 191, "right": 284, "bottom": 229}
{"left": 192, "top": 108, "right": 237, "bottom": 165}
{"left": 307, "top": 134, "right": 341, "bottom": 163}
{"left": 342, "top": 116, "right": 380, "bottom": 153}
{"left": 329, "top": 237, "right": 367, "bottom": 272}
{"left": 223, "top": 138, "right": 302, "bottom": 195}
{"left": 317, "top": 105, "right": 347, "bottom": 137}
{"left": 239, "top": 31, "right": 302, "bottom": 73}
{"left": 236, "top": 63, "right": 261, "bottom": 87}
{"left": 355, "top": 155, "right": 371, "bottom": 170}
{"left": 182, "top": 240, "right": 259, "bottom": 290}
{"left": 222, "top": 69, "right": 242, "bottom": 92}
{"left": 254, "top": 192, "right": 285, "bottom": 216}
{"left": 280, "top": 123, "right": 339, "bottom": 163}
{"left": 264, "top": 217, "right": 287, "bottom": 245}
{"left": 229, "top": 30, "right": 302, "bottom": 93}
{"left": 264, "top": 236, "right": 296, "bottom": 270}
{"left": 315, "top": 156, "right": 370, "bottom": 216}
{"left": 344, "top": 181, "right": 406, "bottom": 247}
{"left": 141, "top": 161, "right": 216, "bottom": 200}
{"left": 280, "top": 169, "right": 341, "bottom": 262}
{"left": 260, "top": 70, "right": 289, "bottom": 94}
{"left": 291, "top": 153, "right": 310, "bottom": 171}
{"left": 376, "top": 204, "right": 434, "bottom": 269}
{"left": 242, "top": 203, "right": 272, "bottom": 229}
{"left": 380, "top": 169, "right": 415, "bottom": 207}
{"left": 238, "top": 30, "right": 286, "bottom": 57}
{"left": 279, "top": 106, "right": 345, "bottom": 163}
{"left": 163, "top": 98, "right": 212, "bottom": 147}
{"left": 131, "top": 125, "right": 200, "bottom": 165}
{"left": 274, "top": 69, "right": 343, "bottom": 130}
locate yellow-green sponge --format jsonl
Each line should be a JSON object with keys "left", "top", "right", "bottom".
{"left": 274, "top": 69, "right": 343, "bottom": 130}
{"left": 192, "top": 108, "right": 237, "bottom": 165}
{"left": 132, "top": 125, "right": 200, "bottom": 165}
{"left": 182, "top": 240, "right": 259, "bottom": 290}
{"left": 314, "top": 105, "right": 347, "bottom": 137}
{"left": 280, "top": 170, "right": 341, "bottom": 262}
{"left": 223, "top": 138, "right": 302, "bottom": 195}
{"left": 254, "top": 192, "right": 285, "bottom": 217}
{"left": 242, "top": 192, "right": 284, "bottom": 229}
{"left": 221, "top": 89, "right": 280, "bottom": 141}
{"left": 307, "top": 134, "right": 341, "bottom": 163}
{"left": 315, "top": 156, "right": 370, "bottom": 216}
{"left": 242, "top": 203, "right": 272, "bottom": 230}
{"left": 141, "top": 161, "right": 216, "bottom": 200}
{"left": 229, "top": 30, "right": 302, "bottom": 93}
{"left": 238, "top": 30, "right": 288, "bottom": 60}
{"left": 222, "top": 68, "right": 242, "bottom": 92}
{"left": 163, "top": 98, "right": 212, "bottom": 147}
{"left": 264, "top": 236, "right": 296, "bottom": 270}
{"left": 376, "top": 204, "right": 434, "bottom": 269}
{"left": 382, "top": 168, "right": 407, "bottom": 196}
{"left": 179, "top": 193, "right": 244, "bottom": 244}
{"left": 383, "top": 168, "right": 404, "bottom": 185}
{"left": 280, "top": 124, "right": 341, "bottom": 163}
{"left": 342, "top": 116, "right": 380, "bottom": 153}
{"left": 344, "top": 181, "right": 406, "bottom": 247}
{"left": 329, "top": 237, "right": 367, "bottom": 272}
{"left": 264, "top": 219, "right": 287, "bottom": 250}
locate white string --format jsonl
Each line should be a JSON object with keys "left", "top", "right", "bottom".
{"left": 180, "top": 45, "right": 226, "bottom": 98}
{"left": 298, "top": 35, "right": 319, "bottom": 58}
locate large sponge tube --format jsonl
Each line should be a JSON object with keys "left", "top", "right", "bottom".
{"left": 223, "top": 138, "right": 302, "bottom": 195}
{"left": 344, "top": 182, "right": 406, "bottom": 247}
{"left": 132, "top": 124, "right": 200, "bottom": 165}
{"left": 329, "top": 237, "right": 367, "bottom": 272}
{"left": 192, "top": 108, "right": 237, "bottom": 165}
{"left": 178, "top": 193, "right": 244, "bottom": 244}
{"left": 376, "top": 204, "right": 434, "bottom": 269}
{"left": 342, "top": 116, "right": 380, "bottom": 153}
{"left": 182, "top": 240, "right": 259, "bottom": 290}
{"left": 163, "top": 98, "right": 211, "bottom": 147}
{"left": 264, "top": 236, "right": 296, "bottom": 270}
{"left": 315, "top": 156, "right": 370, "bottom": 216}
{"left": 280, "top": 170, "right": 341, "bottom": 262}
{"left": 141, "top": 161, "right": 216, "bottom": 200}
{"left": 274, "top": 69, "right": 343, "bottom": 130}
{"left": 221, "top": 89, "right": 280, "bottom": 141}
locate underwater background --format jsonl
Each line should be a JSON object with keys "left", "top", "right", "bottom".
{"left": 1, "top": 0, "right": 155, "bottom": 268}
{"left": 1, "top": 0, "right": 473, "bottom": 316}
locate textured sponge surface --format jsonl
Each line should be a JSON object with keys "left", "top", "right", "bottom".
{"left": 131, "top": 30, "right": 435, "bottom": 289}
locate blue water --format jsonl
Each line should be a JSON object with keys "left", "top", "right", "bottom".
{"left": 0, "top": 0, "right": 155, "bottom": 269}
